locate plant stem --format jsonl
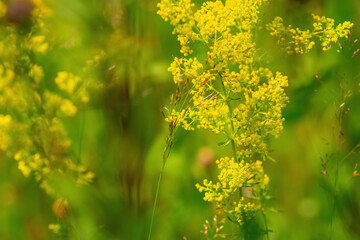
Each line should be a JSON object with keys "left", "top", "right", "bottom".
{"left": 218, "top": 72, "right": 237, "bottom": 161}
{"left": 76, "top": 111, "right": 85, "bottom": 165}
{"left": 148, "top": 163, "right": 165, "bottom": 240}
{"left": 262, "top": 208, "right": 270, "bottom": 240}
{"left": 263, "top": 215, "right": 270, "bottom": 240}
{"left": 329, "top": 155, "right": 339, "bottom": 240}
{"left": 148, "top": 129, "right": 174, "bottom": 240}
{"left": 329, "top": 103, "right": 345, "bottom": 239}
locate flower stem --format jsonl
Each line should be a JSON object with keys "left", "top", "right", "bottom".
{"left": 218, "top": 72, "right": 237, "bottom": 161}
{"left": 147, "top": 163, "right": 165, "bottom": 240}
{"left": 148, "top": 130, "right": 174, "bottom": 240}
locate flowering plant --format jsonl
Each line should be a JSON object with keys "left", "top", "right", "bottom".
{"left": 157, "top": 0, "right": 353, "bottom": 237}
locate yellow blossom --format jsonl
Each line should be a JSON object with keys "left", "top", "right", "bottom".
{"left": 18, "top": 161, "right": 31, "bottom": 177}
{"left": 267, "top": 15, "right": 353, "bottom": 54}
{"left": 159, "top": 0, "right": 286, "bottom": 226}
{"left": 55, "top": 72, "right": 80, "bottom": 95}
{"left": 29, "top": 35, "right": 49, "bottom": 53}
{"left": 60, "top": 99, "right": 77, "bottom": 116}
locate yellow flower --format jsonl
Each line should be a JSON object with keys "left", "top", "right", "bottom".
{"left": 267, "top": 15, "right": 353, "bottom": 54}
{"left": 18, "top": 161, "right": 31, "bottom": 177}
{"left": 29, "top": 35, "right": 49, "bottom": 53}
{"left": 159, "top": 0, "right": 285, "bottom": 226}
{"left": 55, "top": 71, "right": 80, "bottom": 95}
{"left": 60, "top": 99, "right": 77, "bottom": 116}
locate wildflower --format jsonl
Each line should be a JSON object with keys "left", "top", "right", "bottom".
{"left": 159, "top": 0, "right": 286, "bottom": 225}
{"left": 0, "top": 1, "right": 96, "bottom": 199}
{"left": 267, "top": 14, "right": 353, "bottom": 54}
{"left": 196, "top": 158, "right": 269, "bottom": 223}
{"left": 159, "top": 0, "right": 353, "bottom": 230}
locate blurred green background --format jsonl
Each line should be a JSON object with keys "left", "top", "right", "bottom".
{"left": 0, "top": 0, "right": 359, "bottom": 239}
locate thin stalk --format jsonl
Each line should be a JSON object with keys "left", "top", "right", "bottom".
{"left": 76, "top": 111, "right": 85, "bottom": 164}
{"left": 148, "top": 127, "right": 175, "bottom": 240}
{"left": 148, "top": 163, "right": 165, "bottom": 240}
{"left": 260, "top": 192, "right": 270, "bottom": 240}
{"left": 329, "top": 104, "right": 345, "bottom": 239}
{"left": 218, "top": 72, "right": 252, "bottom": 240}
{"left": 218, "top": 72, "right": 237, "bottom": 161}
{"left": 329, "top": 155, "right": 339, "bottom": 240}
{"left": 263, "top": 213, "right": 270, "bottom": 240}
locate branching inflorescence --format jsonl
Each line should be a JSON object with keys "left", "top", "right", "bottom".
{"left": 0, "top": 1, "right": 98, "bottom": 196}
{"left": 267, "top": 14, "right": 353, "bottom": 54}
{"left": 158, "top": 0, "right": 353, "bottom": 234}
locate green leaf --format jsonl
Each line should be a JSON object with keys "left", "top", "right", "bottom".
{"left": 218, "top": 138, "right": 231, "bottom": 147}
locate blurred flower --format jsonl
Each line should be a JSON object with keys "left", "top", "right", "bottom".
{"left": 48, "top": 223, "right": 61, "bottom": 234}
{"left": 52, "top": 198, "right": 69, "bottom": 219}
{"left": 6, "top": 0, "right": 33, "bottom": 25}
{"left": 197, "top": 147, "right": 214, "bottom": 169}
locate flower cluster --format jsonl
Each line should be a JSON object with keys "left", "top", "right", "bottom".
{"left": 267, "top": 14, "right": 353, "bottom": 53}
{"left": 196, "top": 158, "right": 268, "bottom": 224}
{"left": 158, "top": 0, "right": 355, "bottom": 228}
{"left": 159, "top": 0, "right": 287, "bottom": 226}
{"left": 157, "top": 0, "right": 197, "bottom": 55}
{"left": 0, "top": 1, "right": 96, "bottom": 195}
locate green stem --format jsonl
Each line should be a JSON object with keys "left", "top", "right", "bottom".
{"left": 263, "top": 214, "right": 270, "bottom": 240}
{"left": 76, "top": 110, "right": 85, "bottom": 165}
{"left": 329, "top": 104, "right": 345, "bottom": 239}
{"left": 148, "top": 163, "right": 165, "bottom": 240}
{"left": 329, "top": 155, "right": 339, "bottom": 240}
{"left": 148, "top": 130, "right": 174, "bottom": 240}
{"left": 218, "top": 72, "right": 237, "bottom": 161}
{"left": 261, "top": 206, "right": 270, "bottom": 240}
